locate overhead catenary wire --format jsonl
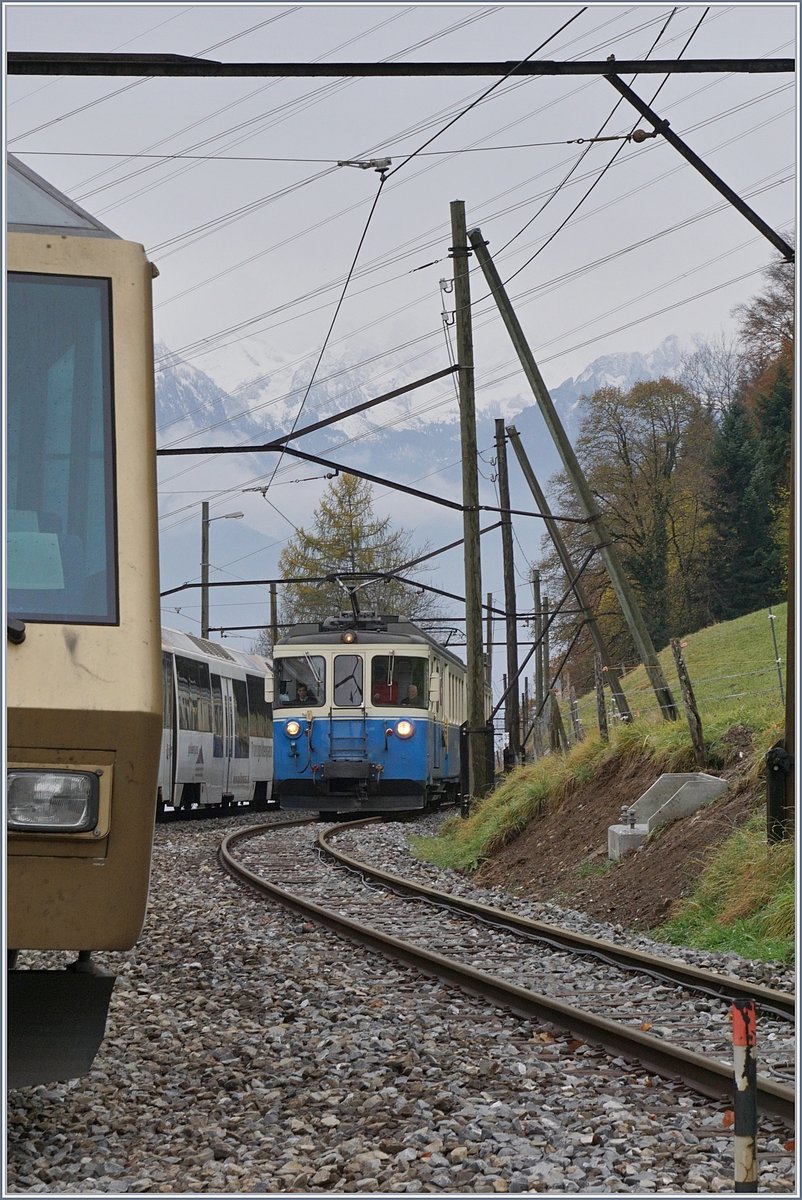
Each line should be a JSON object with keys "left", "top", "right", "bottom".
{"left": 154, "top": 191, "right": 787, "bottom": 467}
{"left": 73, "top": 6, "right": 502, "bottom": 211}
{"left": 148, "top": 89, "right": 792, "bottom": 379}
{"left": 8, "top": 8, "right": 302, "bottom": 143}
{"left": 232, "top": 7, "right": 597, "bottom": 505}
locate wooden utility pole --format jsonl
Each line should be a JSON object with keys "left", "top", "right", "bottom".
{"left": 467, "top": 226, "right": 677, "bottom": 721}
{"left": 485, "top": 591, "right": 493, "bottom": 686}
{"left": 495, "top": 420, "right": 521, "bottom": 764}
{"left": 269, "top": 582, "right": 279, "bottom": 649}
{"left": 451, "top": 200, "right": 489, "bottom": 798}
{"left": 542, "top": 593, "right": 551, "bottom": 698}
{"left": 532, "top": 569, "right": 544, "bottom": 709}
{"left": 531, "top": 569, "right": 544, "bottom": 759}
{"left": 506, "top": 426, "right": 632, "bottom": 722}
{"left": 594, "top": 653, "right": 609, "bottom": 742}
{"left": 784, "top": 448, "right": 795, "bottom": 834}
{"left": 201, "top": 501, "right": 210, "bottom": 639}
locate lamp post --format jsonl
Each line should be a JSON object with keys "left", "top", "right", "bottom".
{"left": 201, "top": 501, "right": 243, "bottom": 638}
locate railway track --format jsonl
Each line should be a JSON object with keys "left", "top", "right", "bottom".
{"left": 219, "top": 816, "right": 795, "bottom": 1128}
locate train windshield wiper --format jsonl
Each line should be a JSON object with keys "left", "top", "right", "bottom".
{"left": 304, "top": 652, "right": 321, "bottom": 687}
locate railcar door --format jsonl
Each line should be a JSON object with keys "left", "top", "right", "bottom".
{"left": 229, "top": 675, "right": 252, "bottom": 803}
{"left": 159, "top": 652, "right": 177, "bottom": 807}
{"left": 209, "top": 672, "right": 227, "bottom": 802}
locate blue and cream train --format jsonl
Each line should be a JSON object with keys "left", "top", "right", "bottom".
{"left": 270, "top": 613, "right": 477, "bottom": 816}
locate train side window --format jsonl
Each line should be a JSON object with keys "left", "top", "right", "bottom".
{"left": 210, "top": 674, "right": 224, "bottom": 757}
{"left": 246, "top": 673, "right": 272, "bottom": 738}
{"left": 175, "top": 654, "right": 212, "bottom": 733}
{"left": 334, "top": 654, "right": 363, "bottom": 707}
{"left": 232, "top": 678, "right": 250, "bottom": 757}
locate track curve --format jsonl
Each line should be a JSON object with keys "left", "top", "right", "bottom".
{"left": 219, "top": 817, "right": 795, "bottom": 1127}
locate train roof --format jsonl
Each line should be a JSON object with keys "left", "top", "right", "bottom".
{"left": 161, "top": 626, "right": 271, "bottom": 673}
{"left": 6, "top": 153, "right": 120, "bottom": 238}
{"left": 277, "top": 614, "right": 468, "bottom": 673}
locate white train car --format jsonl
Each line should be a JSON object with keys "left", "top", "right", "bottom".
{"left": 159, "top": 627, "right": 273, "bottom": 813}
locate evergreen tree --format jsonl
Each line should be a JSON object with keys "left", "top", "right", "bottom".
{"left": 706, "top": 397, "right": 777, "bottom": 619}
{"left": 276, "top": 473, "right": 438, "bottom": 627}
{"left": 753, "top": 358, "right": 793, "bottom": 497}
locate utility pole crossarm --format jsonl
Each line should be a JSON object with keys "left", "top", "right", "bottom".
{"left": 8, "top": 53, "right": 794, "bottom": 76}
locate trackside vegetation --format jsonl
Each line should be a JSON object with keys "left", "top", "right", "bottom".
{"left": 414, "top": 603, "right": 793, "bottom": 964}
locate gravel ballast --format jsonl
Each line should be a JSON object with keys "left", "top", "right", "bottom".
{"left": 6, "top": 811, "right": 796, "bottom": 1195}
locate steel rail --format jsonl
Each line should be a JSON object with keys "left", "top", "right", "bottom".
{"left": 321, "top": 819, "right": 796, "bottom": 1021}
{"left": 219, "top": 821, "right": 795, "bottom": 1126}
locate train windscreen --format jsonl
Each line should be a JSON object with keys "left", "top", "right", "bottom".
{"left": 7, "top": 272, "right": 117, "bottom": 623}
{"left": 275, "top": 656, "right": 325, "bottom": 706}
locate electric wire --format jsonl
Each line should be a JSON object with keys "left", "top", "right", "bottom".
{"left": 497, "top": 4, "right": 709, "bottom": 289}
{"left": 8, "top": 9, "right": 301, "bottom": 143}
{"left": 148, "top": 84, "right": 792, "bottom": 379}
{"left": 153, "top": 170, "right": 790, "bottom": 454}
{"left": 255, "top": 172, "right": 389, "bottom": 497}
{"left": 80, "top": 6, "right": 502, "bottom": 212}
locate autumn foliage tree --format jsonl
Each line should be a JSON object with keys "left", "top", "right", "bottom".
{"left": 536, "top": 249, "right": 793, "bottom": 684}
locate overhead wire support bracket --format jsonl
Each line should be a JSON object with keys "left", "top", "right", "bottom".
{"left": 604, "top": 72, "right": 795, "bottom": 263}
{"left": 337, "top": 157, "right": 392, "bottom": 179}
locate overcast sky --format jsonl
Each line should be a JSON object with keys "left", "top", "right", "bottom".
{"left": 4, "top": 2, "right": 798, "bottom": 654}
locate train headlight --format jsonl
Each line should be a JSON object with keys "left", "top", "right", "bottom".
{"left": 395, "top": 720, "right": 415, "bottom": 739}
{"left": 285, "top": 720, "right": 302, "bottom": 737}
{"left": 6, "top": 770, "right": 99, "bottom": 833}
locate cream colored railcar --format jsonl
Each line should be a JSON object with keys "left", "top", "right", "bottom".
{"left": 6, "top": 155, "right": 162, "bottom": 1087}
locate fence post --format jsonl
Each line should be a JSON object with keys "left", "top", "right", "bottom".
{"left": 569, "top": 684, "right": 583, "bottom": 742}
{"left": 594, "top": 653, "right": 609, "bottom": 743}
{"left": 549, "top": 691, "right": 569, "bottom": 753}
{"left": 767, "top": 607, "right": 785, "bottom": 703}
{"left": 731, "top": 1000, "right": 758, "bottom": 1193}
{"left": 671, "top": 639, "right": 707, "bottom": 768}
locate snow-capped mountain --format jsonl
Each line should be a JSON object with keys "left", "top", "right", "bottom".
{"left": 154, "top": 333, "right": 689, "bottom": 518}
{"left": 156, "top": 333, "right": 686, "bottom": 449}
{"left": 549, "top": 335, "right": 684, "bottom": 421}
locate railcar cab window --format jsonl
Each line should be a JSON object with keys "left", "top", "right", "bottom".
{"left": 275, "top": 656, "right": 325, "bottom": 706}
{"left": 371, "top": 656, "right": 428, "bottom": 707}
{"left": 7, "top": 273, "right": 116, "bottom": 624}
{"left": 334, "top": 654, "right": 363, "bottom": 707}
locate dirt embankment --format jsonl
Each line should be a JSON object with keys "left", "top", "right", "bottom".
{"left": 473, "top": 728, "right": 760, "bottom": 930}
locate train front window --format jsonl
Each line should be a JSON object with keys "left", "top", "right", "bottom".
{"left": 275, "top": 656, "right": 325, "bottom": 706}
{"left": 333, "top": 654, "right": 363, "bottom": 707}
{"left": 7, "top": 272, "right": 116, "bottom": 623}
{"left": 371, "top": 656, "right": 428, "bottom": 707}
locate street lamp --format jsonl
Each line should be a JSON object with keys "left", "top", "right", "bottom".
{"left": 201, "top": 501, "right": 244, "bottom": 638}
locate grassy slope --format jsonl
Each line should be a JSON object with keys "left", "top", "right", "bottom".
{"left": 416, "top": 603, "right": 794, "bottom": 963}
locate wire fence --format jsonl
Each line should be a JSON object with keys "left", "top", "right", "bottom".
{"left": 511, "top": 610, "right": 787, "bottom": 763}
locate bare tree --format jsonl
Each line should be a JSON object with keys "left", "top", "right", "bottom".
{"left": 678, "top": 331, "right": 749, "bottom": 416}
{"left": 732, "top": 240, "right": 795, "bottom": 374}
